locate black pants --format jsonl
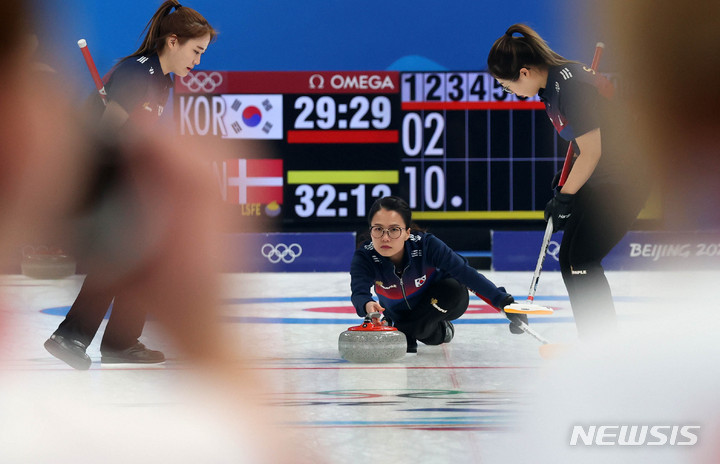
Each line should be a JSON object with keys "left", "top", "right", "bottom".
{"left": 559, "top": 182, "right": 649, "bottom": 340}
{"left": 390, "top": 278, "right": 469, "bottom": 345}
{"left": 54, "top": 272, "right": 147, "bottom": 350}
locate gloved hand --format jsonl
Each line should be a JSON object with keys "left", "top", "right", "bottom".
{"left": 497, "top": 292, "right": 528, "bottom": 335}
{"left": 544, "top": 191, "right": 574, "bottom": 232}
{"left": 364, "top": 311, "right": 384, "bottom": 326}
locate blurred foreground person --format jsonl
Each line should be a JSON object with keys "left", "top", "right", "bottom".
{"left": 44, "top": 0, "right": 218, "bottom": 369}
{"left": 491, "top": 4, "right": 720, "bottom": 463}
{"left": 600, "top": 0, "right": 720, "bottom": 231}
{"left": 0, "top": 2, "right": 314, "bottom": 463}
{"left": 0, "top": 1, "right": 235, "bottom": 377}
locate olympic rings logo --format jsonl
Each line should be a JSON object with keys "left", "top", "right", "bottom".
{"left": 547, "top": 240, "right": 561, "bottom": 261}
{"left": 181, "top": 71, "right": 223, "bottom": 92}
{"left": 261, "top": 243, "right": 303, "bottom": 264}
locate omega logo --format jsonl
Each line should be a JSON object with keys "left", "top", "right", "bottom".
{"left": 307, "top": 73, "right": 395, "bottom": 91}
{"left": 309, "top": 74, "right": 325, "bottom": 89}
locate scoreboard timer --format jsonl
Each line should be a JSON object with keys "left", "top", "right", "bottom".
{"left": 174, "top": 70, "right": 568, "bottom": 228}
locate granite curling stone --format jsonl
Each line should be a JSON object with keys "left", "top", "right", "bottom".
{"left": 21, "top": 247, "right": 76, "bottom": 279}
{"left": 338, "top": 315, "right": 407, "bottom": 363}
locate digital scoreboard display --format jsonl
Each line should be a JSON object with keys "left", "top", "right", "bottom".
{"left": 174, "top": 71, "right": 567, "bottom": 229}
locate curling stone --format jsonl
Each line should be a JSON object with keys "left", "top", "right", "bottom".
{"left": 21, "top": 246, "right": 76, "bottom": 279}
{"left": 338, "top": 315, "right": 407, "bottom": 363}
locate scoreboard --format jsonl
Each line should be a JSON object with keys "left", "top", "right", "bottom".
{"left": 174, "top": 71, "right": 568, "bottom": 228}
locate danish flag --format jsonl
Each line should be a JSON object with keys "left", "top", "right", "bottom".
{"left": 217, "top": 158, "right": 283, "bottom": 204}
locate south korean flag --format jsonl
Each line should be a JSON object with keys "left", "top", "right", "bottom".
{"left": 220, "top": 94, "right": 283, "bottom": 140}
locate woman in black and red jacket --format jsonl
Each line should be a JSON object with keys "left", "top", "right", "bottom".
{"left": 44, "top": 0, "right": 217, "bottom": 370}
{"left": 487, "top": 24, "right": 650, "bottom": 341}
{"left": 351, "top": 196, "right": 526, "bottom": 353}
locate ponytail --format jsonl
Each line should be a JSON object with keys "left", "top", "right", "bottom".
{"left": 122, "top": 0, "right": 217, "bottom": 60}
{"left": 487, "top": 24, "right": 572, "bottom": 80}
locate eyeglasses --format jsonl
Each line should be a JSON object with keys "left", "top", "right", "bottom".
{"left": 500, "top": 82, "right": 512, "bottom": 93}
{"left": 370, "top": 226, "right": 406, "bottom": 239}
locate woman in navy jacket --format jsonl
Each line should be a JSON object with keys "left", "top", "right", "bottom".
{"left": 487, "top": 24, "right": 650, "bottom": 340}
{"left": 44, "top": 0, "right": 216, "bottom": 369}
{"left": 351, "top": 196, "right": 526, "bottom": 352}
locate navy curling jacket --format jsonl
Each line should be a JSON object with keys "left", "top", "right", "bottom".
{"left": 538, "top": 62, "right": 639, "bottom": 185}
{"left": 350, "top": 232, "right": 510, "bottom": 321}
{"left": 86, "top": 53, "right": 173, "bottom": 125}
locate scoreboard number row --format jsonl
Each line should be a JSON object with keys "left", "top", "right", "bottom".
{"left": 402, "top": 112, "right": 445, "bottom": 156}
{"left": 295, "top": 184, "right": 392, "bottom": 218}
{"left": 292, "top": 166, "right": 449, "bottom": 219}
{"left": 293, "top": 95, "right": 392, "bottom": 130}
{"left": 401, "top": 72, "right": 540, "bottom": 103}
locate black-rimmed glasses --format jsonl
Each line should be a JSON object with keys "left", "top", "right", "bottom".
{"left": 370, "top": 226, "right": 406, "bottom": 239}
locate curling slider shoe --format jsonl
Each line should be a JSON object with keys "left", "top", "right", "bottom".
{"left": 504, "top": 301, "right": 554, "bottom": 315}
{"left": 338, "top": 314, "right": 407, "bottom": 363}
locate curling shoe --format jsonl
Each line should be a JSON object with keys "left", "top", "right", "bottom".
{"left": 101, "top": 342, "right": 165, "bottom": 365}
{"left": 406, "top": 336, "right": 418, "bottom": 353}
{"left": 442, "top": 321, "right": 455, "bottom": 343}
{"left": 44, "top": 334, "right": 92, "bottom": 370}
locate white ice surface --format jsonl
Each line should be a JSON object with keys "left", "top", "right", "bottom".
{"left": 1, "top": 270, "right": 718, "bottom": 463}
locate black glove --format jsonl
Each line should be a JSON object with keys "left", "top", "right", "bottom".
{"left": 544, "top": 191, "right": 574, "bottom": 232}
{"left": 497, "top": 292, "right": 528, "bottom": 335}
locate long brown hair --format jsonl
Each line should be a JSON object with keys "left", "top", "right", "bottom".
{"left": 487, "top": 24, "right": 573, "bottom": 80}
{"left": 123, "top": 0, "right": 217, "bottom": 60}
